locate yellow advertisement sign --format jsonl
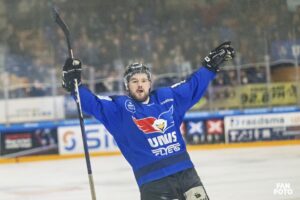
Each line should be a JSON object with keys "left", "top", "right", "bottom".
{"left": 192, "top": 82, "right": 298, "bottom": 110}
{"left": 240, "top": 83, "right": 297, "bottom": 107}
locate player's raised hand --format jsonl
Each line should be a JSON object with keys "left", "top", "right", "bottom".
{"left": 202, "top": 41, "right": 235, "bottom": 73}
{"left": 62, "top": 58, "right": 82, "bottom": 92}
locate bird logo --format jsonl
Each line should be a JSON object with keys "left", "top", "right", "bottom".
{"left": 132, "top": 106, "right": 174, "bottom": 134}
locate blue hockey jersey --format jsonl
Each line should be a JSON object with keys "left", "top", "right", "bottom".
{"left": 77, "top": 67, "right": 215, "bottom": 187}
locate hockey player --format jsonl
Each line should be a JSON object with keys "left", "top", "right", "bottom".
{"left": 62, "top": 41, "right": 235, "bottom": 200}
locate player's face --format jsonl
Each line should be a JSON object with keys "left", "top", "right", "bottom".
{"left": 128, "top": 73, "right": 151, "bottom": 103}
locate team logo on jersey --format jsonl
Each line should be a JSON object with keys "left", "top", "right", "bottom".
{"left": 125, "top": 100, "right": 136, "bottom": 113}
{"left": 132, "top": 106, "right": 174, "bottom": 134}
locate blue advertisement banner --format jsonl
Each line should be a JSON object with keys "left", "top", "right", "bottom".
{"left": 271, "top": 40, "right": 300, "bottom": 61}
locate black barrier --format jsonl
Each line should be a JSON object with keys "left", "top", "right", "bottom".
{"left": 0, "top": 128, "right": 58, "bottom": 157}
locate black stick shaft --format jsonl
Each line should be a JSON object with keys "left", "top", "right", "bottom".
{"left": 52, "top": 6, "right": 97, "bottom": 200}
{"left": 52, "top": 7, "right": 74, "bottom": 59}
{"left": 74, "top": 79, "right": 97, "bottom": 200}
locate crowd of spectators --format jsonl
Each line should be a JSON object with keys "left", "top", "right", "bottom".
{"left": 0, "top": 0, "right": 299, "bottom": 98}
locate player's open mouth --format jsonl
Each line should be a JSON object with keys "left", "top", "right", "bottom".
{"left": 137, "top": 89, "right": 144, "bottom": 94}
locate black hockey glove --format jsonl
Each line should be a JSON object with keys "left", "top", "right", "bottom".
{"left": 62, "top": 58, "right": 82, "bottom": 92}
{"left": 202, "top": 41, "right": 235, "bottom": 73}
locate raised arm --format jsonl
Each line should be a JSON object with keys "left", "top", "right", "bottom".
{"left": 62, "top": 58, "right": 119, "bottom": 124}
{"left": 171, "top": 41, "right": 235, "bottom": 115}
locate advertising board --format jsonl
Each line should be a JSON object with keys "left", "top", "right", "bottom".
{"left": 58, "top": 124, "right": 119, "bottom": 155}
{"left": 0, "top": 127, "right": 58, "bottom": 157}
{"left": 224, "top": 112, "right": 300, "bottom": 143}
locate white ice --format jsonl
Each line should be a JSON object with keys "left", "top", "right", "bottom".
{"left": 0, "top": 145, "right": 299, "bottom": 200}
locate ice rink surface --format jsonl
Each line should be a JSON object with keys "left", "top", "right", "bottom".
{"left": 0, "top": 145, "right": 299, "bottom": 200}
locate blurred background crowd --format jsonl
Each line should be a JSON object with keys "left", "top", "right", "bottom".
{"left": 0, "top": 0, "right": 299, "bottom": 110}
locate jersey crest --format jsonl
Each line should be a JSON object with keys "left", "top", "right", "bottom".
{"left": 132, "top": 106, "right": 174, "bottom": 134}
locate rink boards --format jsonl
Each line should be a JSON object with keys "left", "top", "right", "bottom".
{"left": 0, "top": 106, "right": 300, "bottom": 161}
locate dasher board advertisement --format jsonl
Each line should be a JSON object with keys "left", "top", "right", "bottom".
{"left": 224, "top": 112, "right": 300, "bottom": 143}
{"left": 0, "top": 128, "right": 58, "bottom": 157}
{"left": 58, "top": 124, "right": 119, "bottom": 155}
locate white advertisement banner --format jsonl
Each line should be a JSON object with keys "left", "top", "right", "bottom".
{"left": 58, "top": 124, "right": 119, "bottom": 155}
{"left": 0, "top": 97, "right": 65, "bottom": 123}
{"left": 224, "top": 112, "right": 300, "bottom": 143}
{"left": 225, "top": 112, "right": 300, "bottom": 130}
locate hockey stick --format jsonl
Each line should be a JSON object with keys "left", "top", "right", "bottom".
{"left": 52, "top": 6, "right": 97, "bottom": 200}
